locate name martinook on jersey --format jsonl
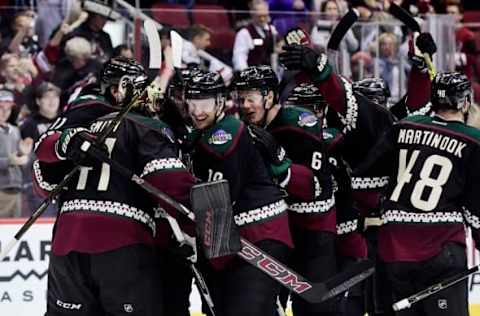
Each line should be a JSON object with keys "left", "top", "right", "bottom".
{"left": 397, "top": 128, "right": 467, "bottom": 158}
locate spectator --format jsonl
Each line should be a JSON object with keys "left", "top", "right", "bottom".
{"left": 20, "top": 82, "right": 60, "bottom": 217}
{"left": 232, "top": 0, "right": 278, "bottom": 71}
{"left": 112, "top": 44, "right": 134, "bottom": 59}
{"left": 51, "top": 36, "right": 102, "bottom": 99}
{"left": 310, "top": 0, "right": 359, "bottom": 77}
{"left": 0, "top": 89, "right": 31, "bottom": 218}
{"left": 63, "top": 0, "right": 121, "bottom": 63}
{"left": 446, "top": 1, "right": 478, "bottom": 81}
{"left": 3, "top": 10, "right": 41, "bottom": 57}
{"left": 35, "top": 0, "right": 80, "bottom": 47}
{"left": 182, "top": 24, "right": 212, "bottom": 68}
{"left": 375, "top": 32, "right": 409, "bottom": 101}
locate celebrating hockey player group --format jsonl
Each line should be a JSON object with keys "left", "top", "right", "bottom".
{"left": 17, "top": 13, "right": 480, "bottom": 316}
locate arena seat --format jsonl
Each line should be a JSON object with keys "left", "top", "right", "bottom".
{"left": 464, "top": 11, "right": 480, "bottom": 23}
{"left": 192, "top": 5, "right": 235, "bottom": 50}
{"left": 151, "top": 3, "right": 190, "bottom": 28}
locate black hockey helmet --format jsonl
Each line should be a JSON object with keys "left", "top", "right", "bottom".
{"left": 231, "top": 65, "right": 278, "bottom": 95}
{"left": 184, "top": 70, "right": 225, "bottom": 100}
{"left": 286, "top": 83, "right": 327, "bottom": 113}
{"left": 431, "top": 72, "right": 472, "bottom": 111}
{"left": 101, "top": 56, "right": 148, "bottom": 93}
{"left": 353, "top": 78, "right": 391, "bottom": 107}
{"left": 168, "top": 67, "right": 201, "bottom": 96}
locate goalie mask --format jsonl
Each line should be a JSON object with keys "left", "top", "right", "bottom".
{"left": 231, "top": 65, "right": 279, "bottom": 126}
{"left": 185, "top": 71, "right": 226, "bottom": 130}
{"left": 353, "top": 78, "right": 391, "bottom": 108}
{"left": 286, "top": 83, "right": 327, "bottom": 117}
{"left": 100, "top": 56, "right": 148, "bottom": 107}
{"left": 431, "top": 72, "right": 472, "bottom": 113}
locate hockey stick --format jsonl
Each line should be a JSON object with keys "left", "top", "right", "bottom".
{"left": 327, "top": 8, "right": 359, "bottom": 51}
{"left": 392, "top": 265, "right": 478, "bottom": 311}
{"left": 82, "top": 145, "right": 375, "bottom": 303}
{"left": 144, "top": 19, "right": 162, "bottom": 69}
{"left": 0, "top": 21, "right": 162, "bottom": 262}
{"left": 388, "top": 2, "right": 436, "bottom": 79}
{"left": 0, "top": 91, "right": 142, "bottom": 262}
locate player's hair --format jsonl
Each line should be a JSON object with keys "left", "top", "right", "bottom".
{"left": 64, "top": 37, "right": 93, "bottom": 60}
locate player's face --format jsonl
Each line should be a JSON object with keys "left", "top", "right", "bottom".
{"left": 238, "top": 90, "right": 266, "bottom": 126}
{"left": 187, "top": 97, "right": 218, "bottom": 130}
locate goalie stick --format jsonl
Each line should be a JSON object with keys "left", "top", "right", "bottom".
{"left": 393, "top": 265, "right": 478, "bottom": 311}
{"left": 82, "top": 144, "right": 375, "bottom": 303}
{"left": 388, "top": 2, "right": 436, "bottom": 79}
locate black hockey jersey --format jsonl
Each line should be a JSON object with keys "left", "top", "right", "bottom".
{"left": 34, "top": 95, "right": 195, "bottom": 255}
{"left": 357, "top": 114, "right": 480, "bottom": 262}
{"left": 191, "top": 115, "right": 293, "bottom": 251}
{"left": 267, "top": 105, "right": 336, "bottom": 232}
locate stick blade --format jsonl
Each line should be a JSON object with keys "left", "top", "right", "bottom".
{"left": 144, "top": 19, "right": 162, "bottom": 69}
{"left": 327, "top": 9, "right": 359, "bottom": 50}
{"left": 388, "top": 3, "right": 421, "bottom": 32}
{"left": 170, "top": 30, "right": 183, "bottom": 69}
{"left": 320, "top": 259, "right": 375, "bottom": 301}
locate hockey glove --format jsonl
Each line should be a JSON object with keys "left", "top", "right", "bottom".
{"left": 409, "top": 32, "right": 436, "bottom": 72}
{"left": 247, "top": 124, "right": 292, "bottom": 184}
{"left": 56, "top": 128, "right": 107, "bottom": 166}
{"left": 279, "top": 44, "right": 332, "bottom": 82}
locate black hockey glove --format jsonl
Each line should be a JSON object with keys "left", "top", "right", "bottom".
{"left": 247, "top": 124, "right": 292, "bottom": 184}
{"left": 279, "top": 44, "right": 332, "bottom": 82}
{"left": 56, "top": 128, "right": 107, "bottom": 167}
{"left": 409, "top": 32, "right": 437, "bottom": 71}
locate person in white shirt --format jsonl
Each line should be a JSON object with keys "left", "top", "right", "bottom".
{"left": 232, "top": 0, "right": 277, "bottom": 71}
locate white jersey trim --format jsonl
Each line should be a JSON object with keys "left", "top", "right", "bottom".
{"left": 32, "top": 160, "right": 57, "bottom": 192}
{"left": 234, "top": 200, "right": 287, "bottom": 227}
{"left": 141, "top": 158, "right": 185, "bottom": 178}
{"left": 60, "top": 199, "right": 156, "bottom": 234}
{"left": 463, "top": 208, "right": 480, "bottom": 229}
{"left": 382, "top": 209, "right": 463, "bottom": 225}
{"left": 351, "top": 176, "right": 389, "bottom": 190}
{"left": 339, "top": 77, "right": 359, "bottom": 133}
{"left": 337, "top": 219, "right": 358, "bottom": 235}
{"left": 289, "top": 195, "right": 335, "bottom": 214}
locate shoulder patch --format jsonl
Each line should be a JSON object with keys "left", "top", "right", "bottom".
{"left": 278, "top": 106, "right": 320, "bottom": 132}
{"left": 200, "top": 115, "right": 243, "bottom": 156}
{"left": 323, "top": 127, "right": 340, "bottom": 142}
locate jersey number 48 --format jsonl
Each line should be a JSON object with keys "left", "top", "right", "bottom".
{"left": 390, "top": 149, "right": 453, "bottom": 212}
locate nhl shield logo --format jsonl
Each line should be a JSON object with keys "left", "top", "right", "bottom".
{"left": 124, "top": 304, "right": 134, "bottom": 313}
{"left": 437, "top": 299, "right": 448, "bottom": 310}
{"left": 298, "top": 112, "right": 317, "bottom": 127}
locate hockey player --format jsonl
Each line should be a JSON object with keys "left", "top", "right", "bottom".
{"left": 354, "top": 72, "right": 480, "bottom": 316}
{"left": 33, "top": 57, "right": 196, "bottom": 316}
{"left": 286, "top": 83, "right": 368, "bottom": 316}
{"left": 231, "top": 65, "right": 338, "bottom": 316}
{"left": 353, "top": 78, "right": 392, "bottom": 109}
{"left": 184, "top": 70, "right": 293, "bottom": 316}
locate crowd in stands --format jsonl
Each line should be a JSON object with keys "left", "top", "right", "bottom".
{"left": 0, "top": 0, "right": 479, "bottom": 218}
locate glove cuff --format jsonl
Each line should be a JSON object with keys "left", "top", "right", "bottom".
{"left": 311, "top": 54, "right": 333, "bottom": 83}
{"left": 55, "top": 127, "right": 88, "bottom": 160}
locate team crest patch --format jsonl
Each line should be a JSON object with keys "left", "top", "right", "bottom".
{"left": 123, "top": 304, "right": 134, "bottom": 313}
{"left": 208, "top": 129, "right": 232, "bottom": 145}
{"left": 298, "top": 112, "right": 317, "bottom": 127}
{"left": 437, "top": 299, "right": 448, "bottom": 310}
